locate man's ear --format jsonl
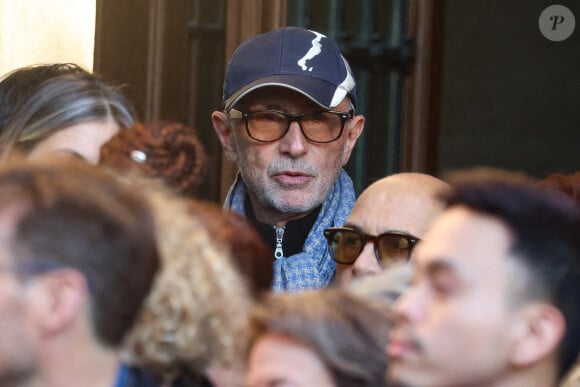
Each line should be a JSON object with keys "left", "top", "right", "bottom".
{"left": 212, "top": 111, "right": 239, "bottom": 164}
{"left": 26, "top": 269, "right": 88, "bottom": 338}
{"left": 509, "top": 303, "right": 565, "bottom": 368}
{"left": 341, "top": 114, "right": 364, "bottom": 166}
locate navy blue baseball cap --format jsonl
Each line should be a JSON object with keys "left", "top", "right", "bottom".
{"left": 222, "top": 27, "right": 357, "bottom": 111}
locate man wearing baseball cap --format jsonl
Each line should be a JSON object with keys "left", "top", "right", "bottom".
{"left": 212, "top": 27, "right": 364, "bottom": 292}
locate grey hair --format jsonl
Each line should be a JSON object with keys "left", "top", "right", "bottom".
{"left": 0, "top": 69, "right": 134, "bottom": 159}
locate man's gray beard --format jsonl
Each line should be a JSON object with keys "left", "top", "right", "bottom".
{"left": 238, "top": 138, "right": 346, "bottom": 215}
{"left": 255, "top": 183, "right": 321, "bottom": 215}
{"left": 269, "top": 196, "right": 321, "bottom": 214}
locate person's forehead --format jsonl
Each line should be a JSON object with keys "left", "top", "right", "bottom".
{"left": 249, "top": 333, "right": 331, "bottom": 385}
{"left": 237, "top": 86, "right": 321, "bottom": 109}
{"left": 414, "top": 206, "right": 514, "bottom": 278}
{"left": 251, "top": 333, "right": 322, "bottom": 369}
{"left": 347, "top": 187, "right": 440, "bottom": 237}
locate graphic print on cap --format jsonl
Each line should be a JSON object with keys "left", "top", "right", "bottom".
{"left": 294, "top": 29, "right": 356, "bottom": 107}
{"left": 297, "top": 31, "right": 325, "bottom": 71}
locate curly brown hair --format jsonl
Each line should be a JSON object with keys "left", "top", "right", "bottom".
{"left": 99, "top": 121, "right": 207, "bottom": 196}
{"left": 122, "top": 190, "right": 252, "bottom": 383}
{"left": 184, "top": 199, "right": 273, "bottom": 298}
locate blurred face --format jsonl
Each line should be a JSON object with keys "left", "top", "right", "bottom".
{"left": 0, "top": 213, "right": 39, "bottom": 385}
{"left": 336, "top": 176, "right": 443, "bottom": 287}
{"left": 27, "top": 119, "right": 120, "bottom": 165}
{"left": 214, "top": 87, "right": 363, "bottom": 224}
{"left": 386, "top": 206, "right": 524, "bottom": 387}
{"left": 246, "top": 333, "right": 335, "bottom": 387}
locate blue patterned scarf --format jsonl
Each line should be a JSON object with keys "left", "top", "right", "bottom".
{"left": 224, "top": 169, "right": 356, "bottom": 292}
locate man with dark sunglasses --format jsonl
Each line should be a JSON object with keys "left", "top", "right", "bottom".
{"left": 212, "top": 27, "right": 365, "bottom": 291}
{"left": 326, "top": 173, "right": 448, "bottom": 287}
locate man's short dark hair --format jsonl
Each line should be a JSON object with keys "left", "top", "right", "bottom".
{"left": 0, "top": 158, "right": 159, "bottom": 348}
{"left": 442, "top": 168, "right": 580, "bottom": 377}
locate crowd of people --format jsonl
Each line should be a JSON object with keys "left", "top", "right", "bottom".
{"left": 0, "top": 26, "right": 578, "bottom": 387}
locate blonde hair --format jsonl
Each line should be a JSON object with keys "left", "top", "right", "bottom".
{"left": 123, "top": 189, "right": 252, "bottom": 381}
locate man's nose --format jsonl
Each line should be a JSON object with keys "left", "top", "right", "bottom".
{"left": 392, "top": 285, "right": 427, "bottom": 325}
{"left": 352, "top": 242, "right": 382, "bottom": 278}
{"left": 278, "top": 121, "right": 308, "bottom": 157}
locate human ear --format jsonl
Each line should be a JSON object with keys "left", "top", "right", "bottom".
{"left": 509, "top": 303, "right": 565, "bottom": 367}
{"left": 212, "top": 111, "right": 239, "bottom": 164}
{"left": 341, "top": 114, "right": 364, "bottom": 166}
{"left": 26, "top": 269, "right": 88, "bottom": 338}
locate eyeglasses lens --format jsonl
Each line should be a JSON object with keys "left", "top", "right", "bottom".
{"left": 377, "top": 234, "right": 413, "bottom": 265}
{"left": 248, "top": 111, "right": 286, "bottom": 141}
{"left": 329, "top": 229, "right": 363, "bottom": 264}
{"left": 300, "top": 112, "right": 342, "bottom": 142}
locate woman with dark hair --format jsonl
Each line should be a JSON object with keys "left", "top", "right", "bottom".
{"left": 0, "top": 63, "right": 82, "bottom": 129}
{"left": 0, "top": 63, "right": 134, "bottom": 163}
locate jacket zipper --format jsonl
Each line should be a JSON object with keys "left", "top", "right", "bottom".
{"left": 273, "top": 226, "right": 285, "bottom": 259}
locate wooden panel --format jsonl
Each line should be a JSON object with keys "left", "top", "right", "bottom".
{"left": 95, "top": 0, "right": 193, "bottom": 122}
{"left": 152, "top": 0, "right": 193, "bottom": 123}
{"left": 400, "top": 0, "right": 443, "bottom": 174}
{"left": 187, "top": 0, "right": 226, "bottom": 202}
{"left": 94, "top": 0, "right": 151, "bottom": 120}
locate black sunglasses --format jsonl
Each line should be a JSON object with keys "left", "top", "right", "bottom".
{"left": 323, "top": 227, "right": 420, "bottom": 265}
